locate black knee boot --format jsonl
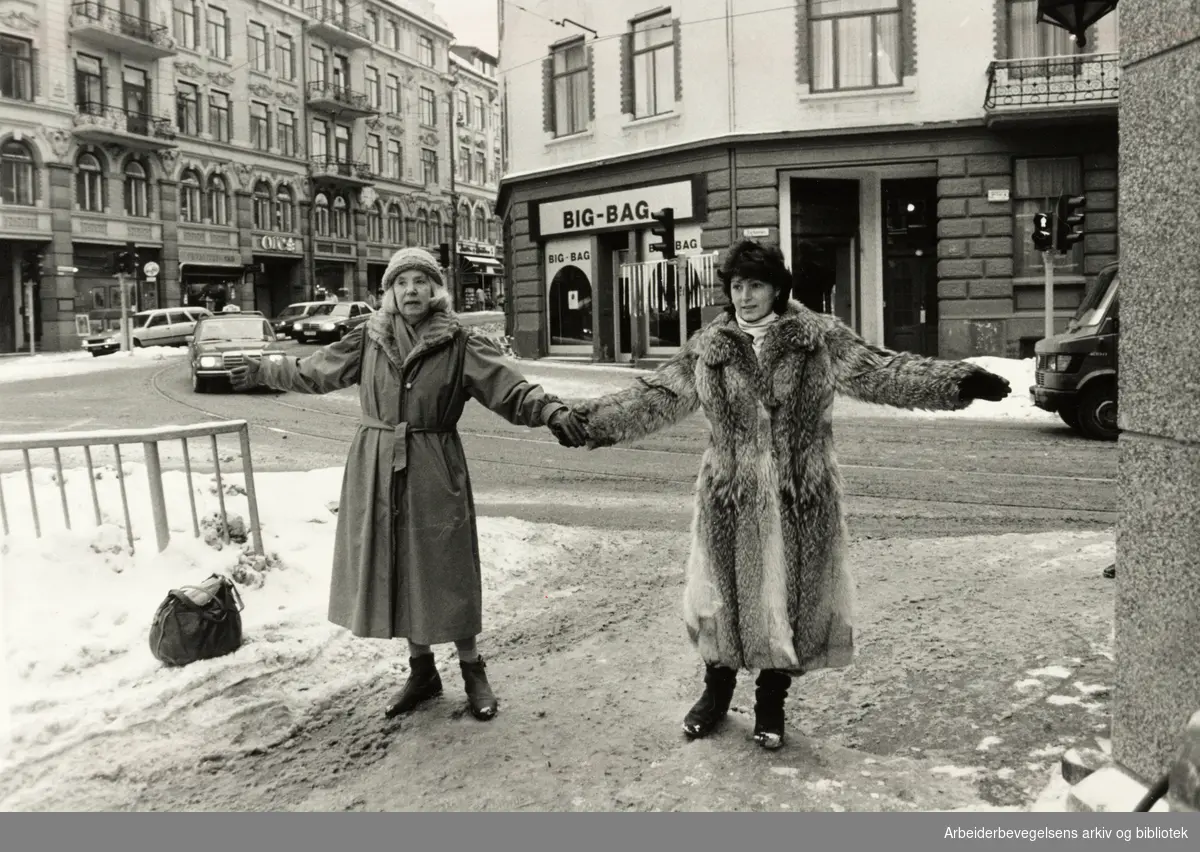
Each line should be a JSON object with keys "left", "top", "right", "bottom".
{"left": 753, "top": 669, "right": 792, "bottom": 750}
{"left": 384, "top": 654, "right": 443, "bottom": 719}
{"left": 682, "top": 664, "right": 738, "bottom": 738}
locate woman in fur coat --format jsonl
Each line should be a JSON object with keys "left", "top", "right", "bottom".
{"left": 229, "top": 248, "right": 589, "bottom": 722}
{"left": 572, "top": 241, "right": 1011, "bottom": 750}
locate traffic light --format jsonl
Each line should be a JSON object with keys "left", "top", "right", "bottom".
{"left": 1054, "top": 194, "right": 1085, "bottom": 253}
{"left": 1031, "top": 212, "right": 1053, "bottom": 252}
{"left": 112, "top": 243, "right": 140, "bottom": 276}
{"left": 20, "top": 252, "right": 44, "bottom": 284}
{"left": 438, "top": 242, "right": 450, "bottom": 268}
{"left": 649, "top": 207, "right": 676, "bottom": 260}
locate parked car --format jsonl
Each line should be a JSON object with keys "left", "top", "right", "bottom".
{"left": 293, "top": 301, "right": 374, "bottom": 344}
{"left": 188, "top": 313, "right": 288, "bottom": 393}
{"left": 268, "top": 301, "right": 328, "bottom": 340}
{"left": 1030, "top": 262, "right": 1119, "bottom": 441}
{"left": 83, "top": 307, "right": 212, "bottom": 356}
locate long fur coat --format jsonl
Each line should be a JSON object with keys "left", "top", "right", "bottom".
{"left": 572, "top": 301, "right": 985, "bottom": 674}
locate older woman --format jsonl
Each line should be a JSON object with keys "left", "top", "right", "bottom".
{"left": 230, "top": 248, "right": 588, "bottom": 722}
{"left": 573, "top": 240, "right": 1010, "bottom": 750}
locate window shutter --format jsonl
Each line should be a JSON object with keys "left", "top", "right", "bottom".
{"left": 31, "top": 47, "right": 39, "bottom": 100}
{"left": 541, "top": 55, "right": 554, "bottom": 133}
{"left": 620, "top": 31, "right": 634, "bottom": 115}
{"left": 673, "top": 18, "right": 682, "bottom": 101}
{"left": 587, "top": 45, "right": 595, "bottom": 121}
{"left": 901, "top": 0, "right": 916, "bottom": 77}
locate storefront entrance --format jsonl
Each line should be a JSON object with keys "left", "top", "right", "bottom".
{"left": 182, "top": 266, "right": 243, "bottom": 312}
{"left": 881, "top": 178, "right": 938, "bottom": 356}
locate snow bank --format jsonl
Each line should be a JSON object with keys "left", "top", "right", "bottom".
{"left": 0, "top": 463, "right": 583, "bottom": 774}
{"left": 0, "top": 347, "right": 187, "bottom": 385}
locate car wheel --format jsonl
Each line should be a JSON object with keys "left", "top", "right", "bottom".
{"left": 1058, "top": 407, "right": 1082, "bottom": 432}
{"left": 192, "top": 371, "right": 209, "bottom": 394}
{"left": 1078, "top": 381, "right": 1119, "bottom": 441}
{"left": 133, "top": 338, "right": 143, "bottom": 348}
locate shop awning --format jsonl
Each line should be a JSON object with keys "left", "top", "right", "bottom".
{"left": 460, "top": 254, "right": 503, "bottom": 271}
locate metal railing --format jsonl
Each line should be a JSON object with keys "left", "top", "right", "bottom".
{"left": 75, "top": 101, "right": 177, "bottom": 141}
{"left": 306, "top": 81, "right": 374, "bottom": 111}
{"left": 310, "top": 155, "right": 374, "bottom": 181}
{"left": 0, "top": 420, "right": 263, "bottom": 556}
{"left": 619, "top": 252, "right": 722, "bottom": 353}
{"left": 304, "top": 6, "right": 370, "bottom": 40}
{"left": 985, "top": 53, "right": 1119, "bottom": 110}
{"left": 70, "top": 1, "right": 173, "bottom": 47}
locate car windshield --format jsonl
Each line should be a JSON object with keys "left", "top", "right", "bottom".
{"left": 130, "top": 313, "right": 154, "bottom": 329}
{"left": 277, "top": 305, "right": 309, "bottom": 319}
{"left": 311, "top": 303, "right": 351, "bottom": 317}
{"left": 197, "top": 318, "right": 272, "bottom": 341}
{"left": 1070, "top": 269, "right": 1119, "bottom": 330}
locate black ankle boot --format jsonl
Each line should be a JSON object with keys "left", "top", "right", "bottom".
{"left": 384, "top": 654, "right": 442, "bottom": 719}
{"left": 682, "top": 664, "right": 738, "bottom": 738}
{"left": 753, "top": 669, "right": 791, "bottom": 750}
{"left": 460, "top": 657, "right": 498, "bottom": 720}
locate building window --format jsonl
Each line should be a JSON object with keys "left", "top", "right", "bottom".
{"left": 311, "top": 119, "right": 328, "bottom": 159}
{"left": 207, "top": 6, "right": 230, "bottom": 60}
{"left": 416, "top": 209, "right": 429, "bottom": 245}
{"left": 253, "top": 181, "right": 273, "bottom": 229}
{"left": 475, "top": 151, "right": 487, "bottom": 185}
{"left": 0, "top": 35, "right": 34, "bottom": 102}
{"left": 314, "top": 192, "right": 330, "bottom": 236}
{"left": 1005, "top": 0, "right": 1119, "bottom": 58}
{"left": 457, "top": 89, "right": 469, "bottom": 125}
{"left": 418, "top": 35, "right": 435, "bottom": 67}
{"left": 275, "top": 184, "right": 294, "bottom": 231}
{"left": 384, "top": 18, "right": 399, "bottom": 51}
{"left": 208, "top": 173, "right": 230, "bottom": 225}
{"left": 179, "top": 169, "right": 202, "bottom": 222}
{"left": 475, "top": 95, "right": 486, "bottom": 129}
{"left": 208, "top": 91, "right": 230, "bottom": 142}
{"left": 419, "top": 86, "right": 436, "bottom": 125}
{"left": 387, "top": 139, "right": 402, "bottom": 178}
{"left": 367, "top": 201, "right": 383, "bottom": 242}
{"left": 0, "top": 139, "right": 35, "bottom": 205}
{"left": 173, "top": 2, "right": 200, "bottom": 50}
{"left": 809, "top": 0, "right": 902, "bottom": 92}
{"left": 551, "top": 39, "right": 588, "bottom": 136}
{"left": 176, "top": 81, "right": 200, "bottom": 134}
{"left": 334, "top": 124, "right": 351, "bottom": 161}
{"left": 421, "top": 148, "right": 438, "bottom": 185}
{"left": 332, "top": 54, "right": 350, "bottom": 91}
{"left": 475, "top": 208, "right": 487, "bottom": 244}
{"left": 309, "top": 46, "right": 327, "bottom": 86}
{"left": 386, "top": 74, "right": 400, "bottom": 113}
{"left": 250, "top": 101, "right": 270, "bottom": 151}
{"left": 277, "top": 109, "right": 296, "bottom": 156}
{"left": 366, "top": 65, "right": 381, "bottom": 108}
{"left": 332, "top": 195, "right": 349, "bottom": 238}
{"left": 76, "top": 152, "right": 104, "bottom": 212}
{"left": 124, "top": 159, "right": 149, "bottom": 217}
{"left": 276, "top": 32, "right": 295, "bottom": 80}
{"left": 366, "top": 133, "right": 382, "bottom": 175}
{"left": 1014, "top": 157, "right": 1083, "bottom": 279}
{"left": 366, "top": 9, "right": 380, "bottom": 42}
{"left": 249, "top": 21, "right": 269, "bottom": 72}
{"left": 631, "top": 10, "right": 676, "bottom": 117}
{"left": 387, "top": 204, "right": 403, "bottom": 242}
{"left": 458, "top": 145, "right": 471, "bottom": 182}
{"left": 75, "top": 54, "right": 104, "bottom": 112}
{"left": 431, "top": 210, "right": 444, "bottom": 244}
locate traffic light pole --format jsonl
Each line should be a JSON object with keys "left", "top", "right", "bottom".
{"left": 24, "top": 280, "right": 35, "bottom": 356}
{"left": 1043, "top": 250, "right": 1056, "bottom": 340}
{"left": 118, "top": 271, "right": 132, "bottom": 354}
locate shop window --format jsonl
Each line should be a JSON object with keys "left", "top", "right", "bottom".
{"left": 1, "top": 138, "right": 36, "bottom": 205}
{"left": 809, "top": 0, "right": 903, "bottom": 92}
{"left": 179, "top": 168, "right": 201, "bottom": 222}
{"left": 124, "top": 159, "right": 150, "bottom": 217}
{"left": 275, "top": 184, "right": 294, "bottom": 231}
{"left": 367, "top": 201, "right": 383, "bottom": 242}
{"left": 253, "top": 180, "right": 272, "bottom": 229}
{"left": 314, "top": 192, "right": 330, "bottom": 236}
{"left": 76, "top": 151, "right": 104, "bottom": 212}
{"left": 208, "top": 173, "right": 229, "bottom": 225}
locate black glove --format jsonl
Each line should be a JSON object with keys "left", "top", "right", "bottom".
{"left": 959, "top": 369, "right": 1010, "bottom": 403}
{"left": 229, "top": 360, "right": 262, "bottom": 392}
{"left": 547, "top": 408, "right": 589, "bottom": 448}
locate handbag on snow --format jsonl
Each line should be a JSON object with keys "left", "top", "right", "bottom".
{"left": 149, "top": 573, "right": 245, "bottom": 667}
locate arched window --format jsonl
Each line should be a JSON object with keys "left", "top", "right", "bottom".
{"left": 489, "top": 217, "right": 499, "bottom": 244}
{"left": 207, "top": 173, "right": 229, "bottom": 225}
{"left": 76, "top": 152, "right": 104, "bottom": 212}
{"left": 314, "top": 192, "right": 330, "bottom": 236}
{"left": 0, "top": 139, "right": 36, "bottom": 206}
{"left": 252, "top": 181, "right": 273, "bottom": 230}
{"left": 416, "top": 209, "right": 429, "bottom": 245}
{"left": 179, "top": 169, "right": 202, "bottom": 222}
{"left": 332, "top": 194, "right": 349, "bottom": 238}
{"left": 387, "top": 204, "right": 403, "bottom": 244}
{"left": 367, "top": 201, "right": 383, "bottom": 242}
{"left": 430, "top": 209, "right": 441, "bottom": 244}
{"left": 275, "top": 184, "right": 294, "bottom": 232}
{"left": 124, "top": 159, "right": 149, "bottom": 217}
{"left": 475, "top": 208, "right": 487, "bottom": 244}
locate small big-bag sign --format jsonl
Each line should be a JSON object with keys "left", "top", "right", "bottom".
{"left": 149, "top": 574, "right": 244, "bottom": 667}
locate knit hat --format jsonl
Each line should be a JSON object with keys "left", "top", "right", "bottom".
{"left": 381, "top": 247, "right": 446, "bottom": 292}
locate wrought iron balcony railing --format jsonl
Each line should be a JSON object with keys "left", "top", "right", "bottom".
{"left": 304, "top": 6, "right": 370, "bottom": 40}
{"left": 984, "top": 53, "right": 1119, "bottom": 111}
{"left": 306, "top": 81, "right": 374, "bottom": 111}
{"left": 70, "top": 1, "right": 173, "bottom": 47}
{"left": 75, "top": 101, "right": 177, "bottom": 141}
{"left": 310, "top": 156, "right": 374, "bottom": 181}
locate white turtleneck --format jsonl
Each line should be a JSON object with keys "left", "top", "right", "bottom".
{"left": 736, "top": 311, "right": 779, "bottom": 357}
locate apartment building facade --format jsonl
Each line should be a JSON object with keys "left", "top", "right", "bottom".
{"left": 0, "top": 0, "right": 503, "bottom": 354}
{"left": 497, "top": 0, "right": 1120, "bottom": 363}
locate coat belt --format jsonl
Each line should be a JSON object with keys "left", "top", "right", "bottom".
{"left": 360, "top": 416, "right": 455, "bottom": 472}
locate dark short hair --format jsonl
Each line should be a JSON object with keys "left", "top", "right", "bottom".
{"left": 717, "top": 240, "right": 793, "bottom": 315}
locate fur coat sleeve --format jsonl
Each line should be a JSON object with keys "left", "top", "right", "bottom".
{"left": 571, "top": 336, "right": 702, "bottom": 448}
{"left": 461, "top": 333, "right": 567, "bottom": 427}
{"left": 821, "top": 316, "right": 981, "bottom": 411}
{"left": 256, "top": 326, "right": 364, "bottom": 394}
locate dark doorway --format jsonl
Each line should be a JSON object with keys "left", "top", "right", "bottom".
{"left": 548, "top": 265, "right": 593, "bottom": 345}
{"left": 791, "top": 177, "right": 859, "bottom": 326}
{"left": 881, "top": 178, "right": 938, "bottom": 355}
{"left": 0, "top": 242, "right": 13, "bottom": 352}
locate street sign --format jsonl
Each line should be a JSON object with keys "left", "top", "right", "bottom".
{"left": 56, "top": 266, "right": 79, "bottom": 274}
{"left": 143, "top": 261, "right": 160, "bottom": 278}
{"left": 743, "top": 227, "right": 770, "bottom": 238}
{"left": 988, "top": 189, "right": 1011, "bottom": 202}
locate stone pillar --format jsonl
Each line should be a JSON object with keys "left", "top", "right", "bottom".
{"left": 159, "top": 179, "right": 180, "bottom": 308}
{"left": 41, "top": 162, "right": 76, "bottom": 352}
{"left": 1112, "top": 0, "right": 1200, "bottom": 790}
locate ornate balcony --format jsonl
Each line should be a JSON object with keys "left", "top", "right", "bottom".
{"left": 72, "top": 102, "right": 177, "bottom": 150}
{"left": 305, "top": 6, "right": 372, "bottom": 50}
{"left": 69, "top": 1, "right": 176, "bottom": 61}
{"left": 310, "top": 156, "right": 375, "bottom": 188}
{"left": 984, "top": 53, "right": 1119, "bottom": 127}
{"left": 306, "top": 81, "right": 378, "bottom": 118}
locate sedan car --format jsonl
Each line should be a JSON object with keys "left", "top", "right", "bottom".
{"left": 293, "top": 301, "right": 374, "bottom": 344}
{"left": 268, "top": 301, "right": 328, "bottom": 340}
{"left": 188, "top": 314, "right": 289, "bottom": 393}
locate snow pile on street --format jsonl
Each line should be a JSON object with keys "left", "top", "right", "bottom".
{"left": 0, "top": 463, "right": 581, "bottom": 775}
{"left": 0, "top": 347, "right": 187, "bottom": 385}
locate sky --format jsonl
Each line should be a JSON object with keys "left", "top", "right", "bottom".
{"left": 434, "top": 0, "right": 500, "bottom": 54}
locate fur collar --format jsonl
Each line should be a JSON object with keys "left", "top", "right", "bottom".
{"left": 699, "top": 301, "right": 823, "bottom": 365}
{"left": 366, "top": 308, "right": 461, "bottom": 376}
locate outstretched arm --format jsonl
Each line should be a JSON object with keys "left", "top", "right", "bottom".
{"left": 823, "top": 316, "right": 1008, "bottom": 410}
{"left": 461, "top": 333, "right": 568, "bottom": 428}
{"left": 255, "top": 326, "right": 364, "bottom": 394}
{"left": 572, "top": 337, "right": 701, "bottom": 448}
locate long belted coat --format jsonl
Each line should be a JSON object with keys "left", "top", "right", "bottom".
{"left": 257, "top": 309, "right": 566, "bottom": 644}
{"left": 573, "top": 301, "right": 985, "bottom": 674}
